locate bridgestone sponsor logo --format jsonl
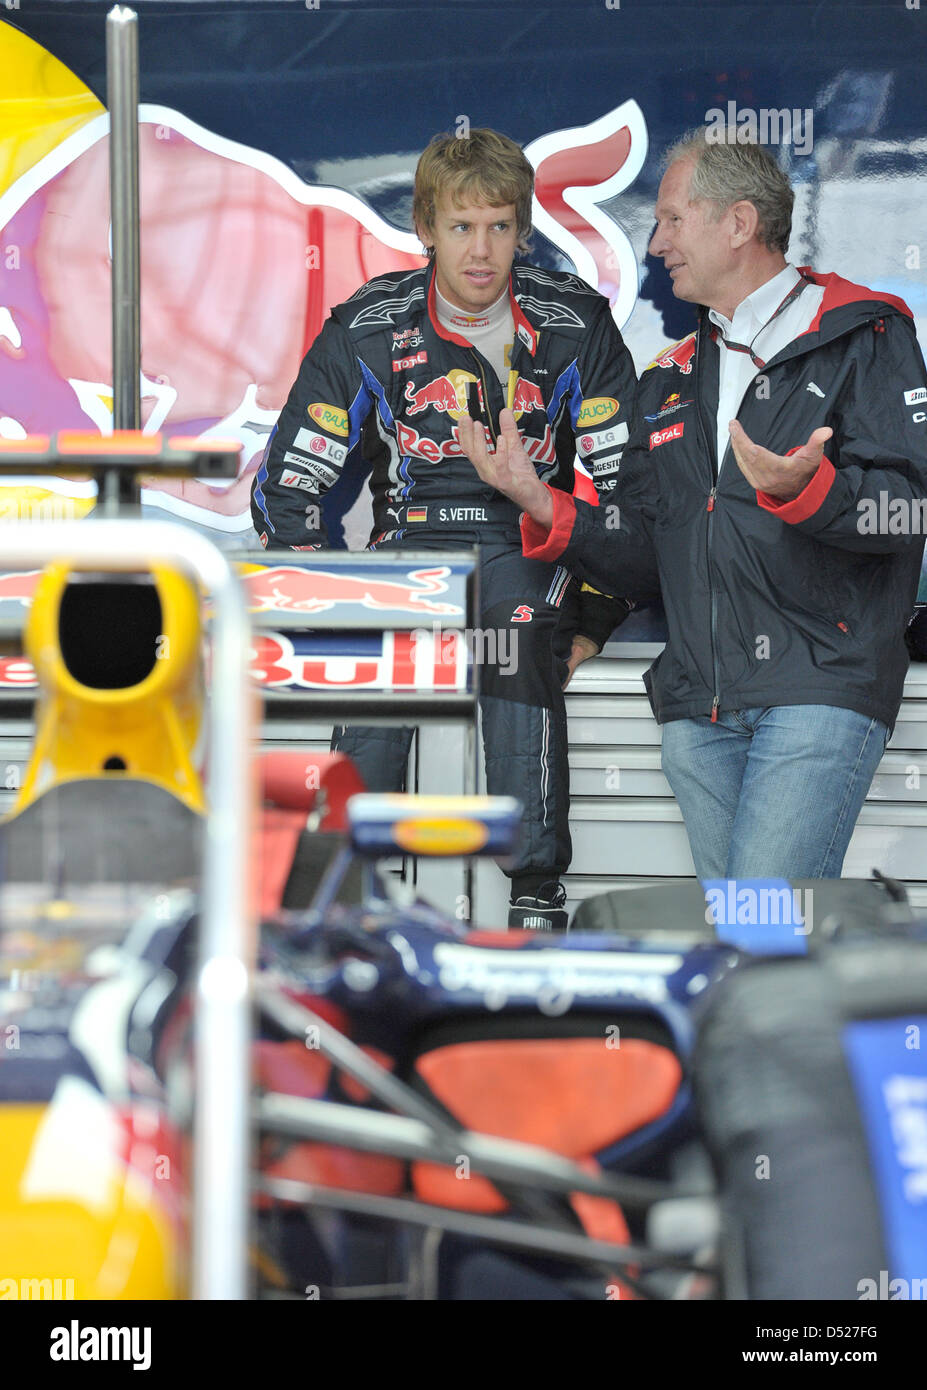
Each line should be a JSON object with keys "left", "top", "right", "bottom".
{"left": 590, "top": 453, "right": 624, "bottom": 475}
{"left": 283, "top": 454, "right": 339, "bottom": 486}
{"left": 904, "top": 388, "right": 927, "bottom": 406}
{"left": 293, "top": 428, "right": 346, "bottom": 466}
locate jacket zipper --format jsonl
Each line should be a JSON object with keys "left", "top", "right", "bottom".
{"left": 470, "top": 349, "right": 499, "bottom": 448}
{"left": 694, "top": 321, "right": 722, "bottom": 722}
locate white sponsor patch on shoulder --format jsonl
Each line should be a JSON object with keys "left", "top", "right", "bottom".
{"left": 904, "top": 388, "right": 927, "bottom": 406}
{"left": 293, "top": 427, "right": 348, "bottom": 465}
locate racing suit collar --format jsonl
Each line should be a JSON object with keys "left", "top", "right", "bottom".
{"left": 427, "top": 261, "right": 538, "bottom": 356}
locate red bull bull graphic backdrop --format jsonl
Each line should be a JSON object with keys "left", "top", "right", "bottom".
{"left": 1, "top": 1, "right": 925, "bottom": 612}
{"left": 0, "top": 19, "right": 645, "bottom": 541}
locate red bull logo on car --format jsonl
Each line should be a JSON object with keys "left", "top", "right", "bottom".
{"left": 0, "top": 570, "right": 41, "bottom": 606}
{"left": 250, "top": 630, "right": 467, "bottom": 691}
{"left": 242, "top": 565, "right": 464, "bottom": 616}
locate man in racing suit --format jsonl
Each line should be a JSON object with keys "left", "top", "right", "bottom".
{"left": 251, "top": 128, "right": 638, "bottom": 927}
{"left": 460, "top": 129, "right": 927, "bottom": 882}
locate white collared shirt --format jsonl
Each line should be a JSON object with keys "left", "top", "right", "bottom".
{"left": 709, "top": 264, "right": 825, "bottom": 476}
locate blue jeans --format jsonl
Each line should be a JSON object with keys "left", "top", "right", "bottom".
{"left": 660, "top": 705, "right": 889, "bottom": 879}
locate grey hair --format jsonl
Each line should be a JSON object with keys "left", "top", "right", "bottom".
{"left": 662, "top": 128, "right": 793, "bottom": 254}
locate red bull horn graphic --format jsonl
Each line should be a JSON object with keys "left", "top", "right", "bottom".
{"left": 242, "top": 565, "right": 465, "bottom": 617}
{"left": 0, "top": 20, "right": 646, "bottom": 534}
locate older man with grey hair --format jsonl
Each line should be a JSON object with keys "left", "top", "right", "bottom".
{"left": 460, "top": 129, "right": 927, "bottom": 881}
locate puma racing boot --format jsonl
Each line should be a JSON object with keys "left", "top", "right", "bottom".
{"left": 507, "top": 880, "right": 569, "bottom": 933}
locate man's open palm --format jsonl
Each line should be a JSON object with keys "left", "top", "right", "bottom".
{"left": 457, "top": 408, "right": 553, "bottom": 526}
{"left": 729, "top": 420, "right": 833, "bottom": 500}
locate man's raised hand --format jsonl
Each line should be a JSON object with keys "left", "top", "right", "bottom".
{"left": 729, "top": 419, "right": 833, "bottom": 501}
{"left": 457, "top": 407, "right": 553, "bottom": 529}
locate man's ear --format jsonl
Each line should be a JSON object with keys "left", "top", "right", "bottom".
{"left": 415, "top": 220, "right": 434, "bottom": 253}
{"left": 729, "top": 199, "right": 760, "bottom": 248}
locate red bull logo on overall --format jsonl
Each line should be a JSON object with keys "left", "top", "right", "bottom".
{"left": 243, "top": 565, "right": 464, "bottom": 616}
{"left": 404, "top": 369, "right": 481, "bottom": 419}
{"left": 510, "top": 378, "right": 546, "bottom": 421}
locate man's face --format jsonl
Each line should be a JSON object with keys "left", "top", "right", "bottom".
{"left": 421, "top": 195, "right": 519, "bottom": 314}
{"left": 649, "top": 159, "right": 734, "bottom": 310}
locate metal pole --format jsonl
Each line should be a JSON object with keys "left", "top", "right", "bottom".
{"left": 0, "top": 521, "right": 254, "bottom": 1299}
{"left": 106, "top": 7, "right": 141, "bottom": 510}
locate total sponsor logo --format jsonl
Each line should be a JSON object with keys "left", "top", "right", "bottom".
{"left": 644, "top": 392, "right": 694, "bottom": 423}
{"left": 649, "top": 422, "right": 684, "bottom": 450}
{"left": 576, "top": 396, "right": 619, "bottom": 428}
{"left": 392, "top": 350, "right": 429, "bottom": 373}
{"left": 577, "top": 423, "right": 629, "bottom": 455}
{"left": 307, "top": 402, "right": 349, "bottom": 436}
{"left": 292, "top": 428, "right": 347, "bottom": 466}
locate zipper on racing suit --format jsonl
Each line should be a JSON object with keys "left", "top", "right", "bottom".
{"left": 469, "top": 351, "right": 499, "bottom": 448}
{"left": 694, "top": 319, "right": 722, "bottom": 724}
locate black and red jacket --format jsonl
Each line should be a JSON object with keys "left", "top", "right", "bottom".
{"left": 522, "top": 270, "right": 927, "bottom": 731}
{"left": 251, "top": 261, "right": 639, "bottom": 646}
